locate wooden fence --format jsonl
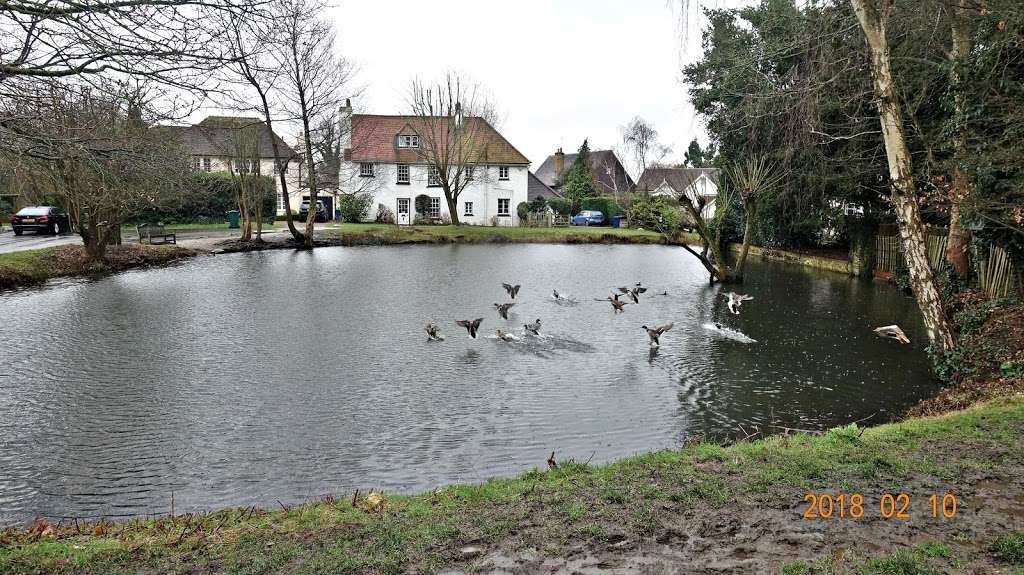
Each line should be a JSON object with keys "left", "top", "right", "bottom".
{"left": 979, "top": 245, "right": 1015, "bottom": 299}
{"left": 874, "top": 232, "right": 949, "bottom": 274}
{"left": 875, "top": 231, "right": 1017, "bottom": 299}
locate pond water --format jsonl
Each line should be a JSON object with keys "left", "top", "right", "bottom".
{"left": 0, "top": 244, "right": 937, "bottom": 525}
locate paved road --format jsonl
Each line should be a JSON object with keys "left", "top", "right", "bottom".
{"left": 0, "top": 227, "right": 289, "bottom": 255}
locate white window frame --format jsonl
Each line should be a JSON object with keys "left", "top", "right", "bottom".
{"left": 429, "top": 197, "right": 441, "bottom": 218}
{"left": 397, "top": 163, "right": 410, "bottom": 184}
{"left": 465, "top": 165, "right": 475, "bottom": 181}
{"left": 397, "top": 135, "right": 419, "bottom": 148}
{"left": 498, "top": 165, "right": 510, "bottom": 180}
{"left": 277, "top": 190, "right": 286, "bottom": 211}
{"left": 202, "top": 157, "right": 211, "bottom": 172}
{"left": 427, "top": 165, "right": 441, "bottom": 187}
{"left": 497, "top": 198, "right": 510, "bottom": 216}
{"left": 359, "top": 162, "right": 374, "bottom": 177}
{"left": 464, "top": 201, "right": 473, "bottom": 216}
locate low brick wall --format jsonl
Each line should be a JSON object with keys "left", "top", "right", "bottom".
{"left": 728, "top": 243, "right": 853, "bottom": 275}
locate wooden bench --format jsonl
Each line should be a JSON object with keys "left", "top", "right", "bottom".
{"left": 137, "top": 223, "right": 177, "bottom": 245}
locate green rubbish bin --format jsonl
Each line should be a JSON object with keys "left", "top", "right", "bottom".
{"left": 227, "top": 210, "right": 240, "bottom": 229}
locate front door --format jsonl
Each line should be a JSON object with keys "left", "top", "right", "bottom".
{"left": 396, "top": 198, "right": 411, "bottom": 225}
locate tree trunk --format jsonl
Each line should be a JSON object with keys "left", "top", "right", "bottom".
{"left": 443, "top": 189, "right": 460, "bottom": 225}
{"left": 735, "top": 201, "right": 756, "bottom": 281}
{"left": 257, "top": 91, "right": 304, "bottom": 243}
{"left": 946, "top": 0, "right": 972, "bottom": 279}
{"left": 851, "top": 0, "right": 956, "bottom": 352}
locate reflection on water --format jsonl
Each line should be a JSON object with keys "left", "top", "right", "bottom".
{"left": 0, "top": 244, "right": 936, "bottom": 524}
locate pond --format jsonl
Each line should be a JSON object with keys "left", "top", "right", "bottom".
{"left": 0, "top": 244, "right": 937, "bottom": 525}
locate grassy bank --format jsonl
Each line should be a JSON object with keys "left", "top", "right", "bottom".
{"left": 3, "top": 395, "right": 1022, "bottom": 574}
{"left": 0, "top": 245, "right": 199, "bottom": 290}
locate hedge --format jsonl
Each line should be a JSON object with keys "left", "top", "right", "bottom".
{"left": 131, "top": 172, "right": 276, "bottom": 224}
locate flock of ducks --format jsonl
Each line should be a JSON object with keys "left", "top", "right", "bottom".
{"left": 426, "top": 281, "right": 914, "bottom": 348}
{"left": 424, "top": 281, "right": 764, "bottom": 349}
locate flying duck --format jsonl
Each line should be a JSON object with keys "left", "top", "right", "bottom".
{"left": 608, "top": 295, "right": 630, "bottom": 314}
{"left": 502, "top": 283, "right": 521, "bottom": 300}
{"left": 873, "top": 325, "right": 910, "bottom": 344}
{"left": 455, "top": 318, "right": 484, "bottom": 339}
{"left": 523, "top": 318, "right": 542, "bottom": 335}
{"left": 642, "top": 322, "right": 674, "bottom": 347}
{"left": 724, "top": 292, "right": 754, "bottom": 315}
{"left": 494, "top": 302, "right": 515, "bottom": 320}
{"left": 425, "top": 323, "right": 445, "bottom": 341}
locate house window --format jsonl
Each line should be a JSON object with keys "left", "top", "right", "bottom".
{"left": 464, "top": 201, "right": 473, "bottom": 216}
{"left": 498, "top": 165, "right": 510, "bottom": 180}
{"left": 429, "top": 197, "right": 440, "bottom": 217}
{"left": 497, "top": 198, "right": 510, "bottom": 216}
{"left": 202, "top": 157, "right": 211, "bottom": 172}
{"left": 397, "top": 163, "right": 410, "bottom": 184}
{"left": 359, "top": 162, "right": 374, "bottom": 177}
{"left": 277, "top": 190, "right": 286, "bottom": 211}
{"left": 427, "top": 165, "right": 441, "bottom": 186}
{"left": 397, "top": 135, "right": 419, "bottom": 148}
{"left": 465, "top": 165, "right": 475, "bottom": 181}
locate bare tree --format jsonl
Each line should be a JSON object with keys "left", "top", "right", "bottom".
{"left": 850, "top": 0, "right": 955, "bottom": 351}
{"left": 407, "top": 73, "right": 500, "bottom": 225}
{"left": 219, "top": 9, "right": 306, "bottom": 243}
{"left": 273, "top": 0, "right": 353, "bottom": 248}
{"left": 8, "top": 81, "right": 190, "bottom": 259}
{"left": 621, "top": 116, "right": 670, "bottom": 179}
{"left": 726, "top": 156, "right": 785, "bottom": 280}
{"left": 226, "top": 123, "right": 271, "bottom": 241}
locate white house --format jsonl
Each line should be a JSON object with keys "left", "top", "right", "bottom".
{"left": 167, "top": 116, "right": 303, "bottom": 214}
{"left": 338, "top": 101, "right": 530, "bottom": 226}
{"left": 636, "top": 167, "right": 720, "bottom": 220}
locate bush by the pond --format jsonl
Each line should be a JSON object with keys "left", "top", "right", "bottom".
{"left": 626, "top": 194, "right": 680, "bottom": 231}
{"left": 375, "top": 203, "right": 395, "bottom": 224}
{"left": 131, "top": 172, "right": 276, "bottom": 224}
{"left": 338, "top": 192, "right": 373, "bottom": 223}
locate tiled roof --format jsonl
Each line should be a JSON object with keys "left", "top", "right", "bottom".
{"left": 165, "top": 116, "right": 298, "bottom": 159}
{"left": 347, "top": 115, "right": 529, "bottom": 165}
{"left": 528, "top": 171, "right": 560, "bottom": 201}
{"left": 534, "top": 149, "right": 635, "bottom": 194}
{"left": 636, "top": 167, "right": 719, "bottom": 194}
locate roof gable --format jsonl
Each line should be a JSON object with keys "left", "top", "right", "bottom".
{"left": 348, "top": 114, "right": 529, "bottom": 165}
{"left": 166, "top": 117, "right": 297, "bottom": 160}
{"left": 535, "top": 148, "right": 634, "bottom": 193}
{"left": 636, "top": 167, "right": 719, "bottom": 194}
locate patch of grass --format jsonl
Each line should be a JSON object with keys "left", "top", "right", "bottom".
{"left": 319, "top": 222, "right": 693, "bottom": 247}
{"left": 0, "top": 244, "right": 197, "bottom": 290}
{"left": 2, "top": 396, "right": 1021, "bottom": 574}
{"left": 994, "top": 532, "right": 1024, "bottom": 565}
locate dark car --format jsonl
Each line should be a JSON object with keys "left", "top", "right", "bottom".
{"left": 10, "top": 206, "right": 71, "bottom": 235}
{"left": 298, "top": 199, "right": 328, "bottom": 223}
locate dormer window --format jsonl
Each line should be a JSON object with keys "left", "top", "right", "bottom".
{"left": 397, "top": 135, "right": 419, "bottom": 148}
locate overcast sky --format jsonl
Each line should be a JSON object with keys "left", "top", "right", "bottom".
{"left": 329, "top": 0, "right": 739, "bottom": 171}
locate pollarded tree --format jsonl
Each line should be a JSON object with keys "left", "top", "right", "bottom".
{"left": 726, "top": 155, "right": 785, "bottom": 280}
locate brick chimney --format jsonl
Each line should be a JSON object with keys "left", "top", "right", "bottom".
{"left": 554, "top": 147, "right": 565, "bottom": 178}
{"left": 339, "top": 98, "right": 353, "bottom": 154}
